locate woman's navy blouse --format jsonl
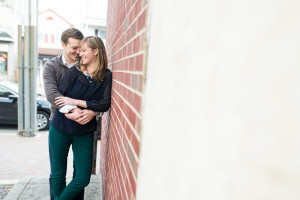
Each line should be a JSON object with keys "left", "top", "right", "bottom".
{"left": 51, "top": 66, "right": 112, "bottom": 134}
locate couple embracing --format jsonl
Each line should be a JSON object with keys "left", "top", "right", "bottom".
{"left": 43, "top": 28, "right": 111, "bottom": 200}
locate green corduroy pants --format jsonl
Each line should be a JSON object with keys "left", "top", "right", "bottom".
{"left": 49, "top": 125, "right": 94, "bottom": 200}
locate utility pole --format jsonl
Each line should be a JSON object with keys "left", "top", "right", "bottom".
{"left": 17, "top": 0, "right": 24, "bottom": 135}
{"left": 17, "top": 0, "right": 38, "bottom": 136}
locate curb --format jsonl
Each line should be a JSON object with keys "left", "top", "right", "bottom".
{"left": 0, "top": 180, "right": 19, "bottom": 185}
{"left": 4, "top": 178, "right": 32, "bottom": 200}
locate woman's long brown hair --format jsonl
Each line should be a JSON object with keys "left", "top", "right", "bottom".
{"left": 79, "top": 36, "right": 108, "bottom": 82}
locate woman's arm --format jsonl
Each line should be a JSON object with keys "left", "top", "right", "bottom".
{"left": 54, "top": 97, "right": 85, "bottom": 107}
{"left": 55, "top": 71, "right": 112, "bottom": 112}
{"left": 85, "top": 71, "right": 112, "bottom": 112}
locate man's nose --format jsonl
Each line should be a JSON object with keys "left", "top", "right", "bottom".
{"left": 76, "top": 49, "right": 80, "bottom": 54}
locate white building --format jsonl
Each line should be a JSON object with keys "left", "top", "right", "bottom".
{"left": 37, "top": 7, "right": 107, "bottom": 85}
{"left": 82, "top": 16, "right": 106, "bottom": 44}
{"left": 0, "top": 0, "right": 17, "bottom": 82}
{"left": 37, "top": 9, "right": 74, "bottom": 85}
{"left": 38, "top": 9, "right": 73, "bottom": 58}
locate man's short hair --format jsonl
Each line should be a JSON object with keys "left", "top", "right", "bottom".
{"left": 61, "top": 28, "right": 84, "bottom": 45}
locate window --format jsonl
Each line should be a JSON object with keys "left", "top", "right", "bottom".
{"left": 95, "top": 29, "right": 99, "bottom": 36}
{"left": 100, "top": 30, "right": 106, "bottom": 40}
{"left": 45, "top": 34, "right": 48, "bottom": 43}
{"left": 0, "top": 87, "right": 12, "bottom": 98}
{"left": 0, "top": 52, "right": 8, "bottom": 75}
{"left": 46, "top": 16, "right": 54, "bottom": 20}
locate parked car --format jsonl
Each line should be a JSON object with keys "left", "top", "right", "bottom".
{"left": 0, "top": 81, "right": 51, "bottom": 131}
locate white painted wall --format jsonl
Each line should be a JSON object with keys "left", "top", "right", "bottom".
{"left": 38, "top": 10, "right": 73, "bottom": 49}
{"left": 0, "top": 0, "right": 17, "bottom": 81}
{"left": 137, "top": 0, "right": 300, "bottom": 199}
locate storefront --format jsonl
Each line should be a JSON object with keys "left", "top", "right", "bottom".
{"left": 0, "top": 51, "right": 8, "bottom": 75}
{"left": 0, "top": 32, "right": 16, "bottom": 82}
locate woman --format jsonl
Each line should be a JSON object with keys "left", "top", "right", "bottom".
{"left": 49, "top": 36, "right": 112, "bottom": 200}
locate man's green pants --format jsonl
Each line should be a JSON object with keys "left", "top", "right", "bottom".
{"left": 49, "top": 125, "right": 94, "bottom": 200}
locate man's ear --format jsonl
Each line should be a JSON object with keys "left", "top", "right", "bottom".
{"left": 61, "top": 42, "right": 66, "bottom": 49}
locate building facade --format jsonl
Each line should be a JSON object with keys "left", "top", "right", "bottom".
{"left": 82, "top": 16, "right": 106, "bottom": 44}
{"left": 37, "top": 8, "right": 107, "bottom": 87}
{"left": 0, "top": 0, "right": 17, "bottom": 82}
{"left": 37, "top": 9, "right": 73, "bottom": 86}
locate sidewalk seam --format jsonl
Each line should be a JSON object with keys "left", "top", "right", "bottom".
{"left": 16, "top": 178, "right": 32, "bottom": 200}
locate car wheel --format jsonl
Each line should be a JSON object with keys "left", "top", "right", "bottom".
{"left": 37, "top": 110, "right": 49, "bottom": 131}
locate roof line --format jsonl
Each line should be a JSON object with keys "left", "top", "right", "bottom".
{"left": 39, "top": 8, "right": 74, "bottom": 28}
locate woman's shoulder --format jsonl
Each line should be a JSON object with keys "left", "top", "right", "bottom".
{"left": 67, "top": 65, "right": 82, "bottom": 75}
{"left": 105, "top": 69, "right": 112, "bottom": 77}
{"left": 70, "top": 65, "right": 79, "bottom": 71}
{"left": 61, "top": 66, "right": 82, "bottom": 81}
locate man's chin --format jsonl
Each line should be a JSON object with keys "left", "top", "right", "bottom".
{"left": 73, "top": 55, "right": 79, "bottom": 60}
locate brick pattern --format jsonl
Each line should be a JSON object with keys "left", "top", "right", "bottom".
{"left": 100, "top": 0, "right": 148, "bottom": 199}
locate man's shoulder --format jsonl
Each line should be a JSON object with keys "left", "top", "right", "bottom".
{"left": 44, "top": 55, "right": 62, "bottom": 69}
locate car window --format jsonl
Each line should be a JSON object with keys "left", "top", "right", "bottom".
{"left": 0, "top": 87, "right": 13, "bottom": 98}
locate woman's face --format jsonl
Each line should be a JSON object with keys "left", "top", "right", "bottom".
{"left": 79, "top": 42, "right": 97, "bottom": 66}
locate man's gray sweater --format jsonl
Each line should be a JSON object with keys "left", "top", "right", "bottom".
{"left": 43, "top": 54, "right": 69, "bottom": 120}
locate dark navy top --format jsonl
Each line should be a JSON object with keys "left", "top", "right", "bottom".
{"left": 51, "top": 66, "right": 112, "bottom": 134}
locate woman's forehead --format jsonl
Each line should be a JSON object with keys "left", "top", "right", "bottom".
{"left": 80, "top": 42, "right": 88, "bottom": 48}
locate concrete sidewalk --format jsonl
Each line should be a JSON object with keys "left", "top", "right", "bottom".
{"left": 0, "top": 126, "right": 102, "bottom": 200}
{"left": 4, "top": 175, "right": 102, "bottom": 200}
{"left": 0, "top": 131, "right": 66, "bottom": 181}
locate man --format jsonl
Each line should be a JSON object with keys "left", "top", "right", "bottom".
{"left": 43, "top": 28, "right": 96, "bottom": 200}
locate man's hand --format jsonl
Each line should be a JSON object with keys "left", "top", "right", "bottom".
{"left": 64, "top": 110, "right": 84, "bottom": 121}
{"left": 65, "top": 109, "right": 96, "bottom": 125}
{"left": 75, "top": 110, "right": 97, "bottom": 125}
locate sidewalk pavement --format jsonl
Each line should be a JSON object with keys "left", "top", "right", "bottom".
{"left": 4, "top": 175, "right": 101, "bottom": 200}
{"left": 0, "top": 126, "right": 102, "bottom": 200}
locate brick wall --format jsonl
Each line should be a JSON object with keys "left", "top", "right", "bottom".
{"left": 100, "top": 0, "right": 148, "bottom": 199}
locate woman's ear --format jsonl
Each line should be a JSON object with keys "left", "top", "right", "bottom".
{"left": 94, "top": 49, "right": 98, "bottom": 56}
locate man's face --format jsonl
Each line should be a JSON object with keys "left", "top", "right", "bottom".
{"left": 62, "top": 38, "right": 81, "bottom": 64}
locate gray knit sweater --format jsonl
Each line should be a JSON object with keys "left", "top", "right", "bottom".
{"left": 43, "top": 54, "right": 70, "bottom": 120}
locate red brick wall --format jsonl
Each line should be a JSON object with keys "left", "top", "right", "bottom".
{"left": 100, "top": 0, "right": 148, "bottom": 199}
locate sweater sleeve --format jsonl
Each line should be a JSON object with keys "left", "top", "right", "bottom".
{"left": 43, "top": 60, "right": 63, "bottom": 109}
{"left": 86, "top": 70, "right": 112, "bottom": 112}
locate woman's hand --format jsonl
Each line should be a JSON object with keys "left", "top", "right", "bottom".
{"left": 55, "top": 96, "right": 78, "bottom": 106}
